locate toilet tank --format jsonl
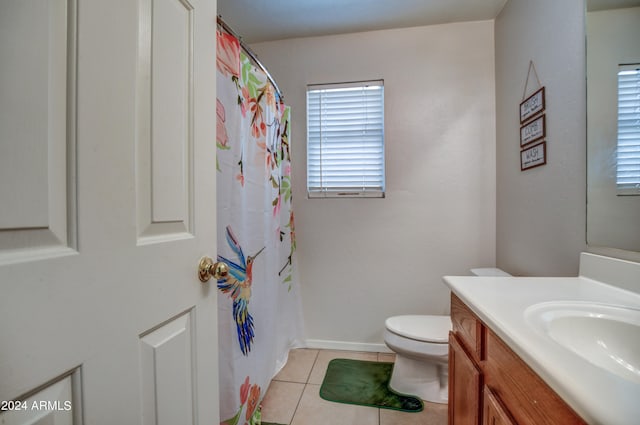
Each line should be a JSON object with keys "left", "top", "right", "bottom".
{"left": 470, "top": 267, "right": 511, "bottom": 277}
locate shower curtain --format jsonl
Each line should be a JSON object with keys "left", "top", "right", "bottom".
{"left": 216, "top": 30, "right": 304, "bottom": 425}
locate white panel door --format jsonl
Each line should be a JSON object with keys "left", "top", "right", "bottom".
{"left": 0, "top": 0, "right": 219, "bottom": 424}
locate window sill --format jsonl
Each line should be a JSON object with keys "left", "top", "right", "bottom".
{"left": 307, "top": 190, "right": 385, "bottom": 199}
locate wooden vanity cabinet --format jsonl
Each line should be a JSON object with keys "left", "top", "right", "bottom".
{"left": 448, "top": 294, "right": 587, "bottom": 425}
{"left": 448, "top": 295, "right": 482, "bottom": 425}
{"left": 448, "top": 332, "right": 481, "bottom": 425}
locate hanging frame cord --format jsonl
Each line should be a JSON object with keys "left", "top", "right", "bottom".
{"left": 522, "top": 60, "right": 542, "bottom": 100}
{"left": 217, "top": 15, "right": 284, "bottom": 101}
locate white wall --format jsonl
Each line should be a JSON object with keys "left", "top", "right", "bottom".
{"left": 252, "top": 21, "right": 496, "bottom": 349}
{"left": 495, "top": 0, "right": 587, "bottom": 276}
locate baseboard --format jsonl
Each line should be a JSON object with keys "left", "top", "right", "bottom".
{"left": 305, "top": 339, "right": 392, "bottom": 353}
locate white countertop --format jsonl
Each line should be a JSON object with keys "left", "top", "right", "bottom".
{"left": 443, "top": 274, "right": 640, "bottom": 425}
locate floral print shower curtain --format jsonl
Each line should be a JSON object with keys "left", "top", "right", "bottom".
{"left": 216, "top": 31, "right": 304, "bottom": 425}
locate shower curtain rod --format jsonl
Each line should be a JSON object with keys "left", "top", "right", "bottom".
{"left": 217, "top": 15, "right": 284, "bottom": 100}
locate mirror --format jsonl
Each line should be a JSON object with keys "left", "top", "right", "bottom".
{"left": 586, "top": 0, "right": 640, "bottom": 252}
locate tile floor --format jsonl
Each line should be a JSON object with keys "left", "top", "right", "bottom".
{"left": 261, "top": 348, "right": 448, "bottom": 425}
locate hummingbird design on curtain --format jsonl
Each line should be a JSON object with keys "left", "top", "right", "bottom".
{"left": 217, "top": 225, "right": 265, "bottom": 355}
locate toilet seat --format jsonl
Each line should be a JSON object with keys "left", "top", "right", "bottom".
{"left": 385, "top": 315, "right": 451, "bottom": 343}
{"left": 384, "top": 315, "right": 451, "bottom": 402}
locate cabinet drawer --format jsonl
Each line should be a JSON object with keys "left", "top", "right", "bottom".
{"left": 484, "top": 330, "right": 586, "bottom": 425}
{"left": 451, "top": 293, "right": 483, "bottom": 361}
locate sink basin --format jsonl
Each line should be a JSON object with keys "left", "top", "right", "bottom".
{"left": 524, "top": 301, "right": 640, "bottom": 384}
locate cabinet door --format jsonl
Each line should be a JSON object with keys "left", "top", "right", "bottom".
{"left": 483, "top": 387, "right": 517, "bottom": 425}
{"left": 451, "top": 294, "right": 483, "bottom": 361}
{"left": 449, "top": 332, "right": 481, "bottom": 425}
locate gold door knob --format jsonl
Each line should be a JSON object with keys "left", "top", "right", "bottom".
{"left": 198, "top": 257, "right": 229, "bottom": 282}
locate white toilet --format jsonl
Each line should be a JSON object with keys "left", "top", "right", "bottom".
{"left": 383, "top": 267, "right": 511, "bottom": 404}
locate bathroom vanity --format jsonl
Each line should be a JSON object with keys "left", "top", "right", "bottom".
{"left": 444, "top": 253, "right": 640, "bottom": 425}
{"left": 448, "top": 294, "right": 585, "bottom": 425}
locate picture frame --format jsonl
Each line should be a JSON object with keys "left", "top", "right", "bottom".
{"left": 520, "top": 114, "right": 546, "bottom": 147}
{"left": 521, "top": 141, "right": 547, "bottom": 171}
{"left": 520, "top": 87, "right": 545, "bottom": 124}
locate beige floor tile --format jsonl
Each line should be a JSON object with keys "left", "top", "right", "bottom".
{"left": 308, "top": 350, "right": 379, "bottom": 385}
{"left": 261, "top": 380, "right": 305, "bottom": 425}
{"left": 379, "top": 401, "right": 447, "bottom": 425}
{"left": 262, "top": 349, "right": 447, "bottom": 425}
{"left": 291, "top": 384, "right": 379, "bottom": 425}
{"left": 273, "top": 348, "right": 319, "bottom": 383}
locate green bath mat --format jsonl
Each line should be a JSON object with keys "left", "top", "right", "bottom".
{"left": 319, "top": 358, "right": 423, "bottom": 412}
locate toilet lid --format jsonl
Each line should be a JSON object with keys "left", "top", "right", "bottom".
{"left": 385, "top": 315, "right": 452, "bottom": 343}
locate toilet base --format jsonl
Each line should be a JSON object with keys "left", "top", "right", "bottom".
{"left": 388, "top": 354, "right": 448, "bottom": 404}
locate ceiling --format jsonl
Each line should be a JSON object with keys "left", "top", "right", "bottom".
{"left": 217, "top": 0, "right": 508, "bottom": 43}
{"left": 217, "top": 0, "right": 640, "bottom": 44}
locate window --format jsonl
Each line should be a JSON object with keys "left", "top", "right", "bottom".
{"left": 306, "top": 80, "right": 385, "bottom": 198}
{"left": 617, "top": 65, "right": 640, "bottom": 194}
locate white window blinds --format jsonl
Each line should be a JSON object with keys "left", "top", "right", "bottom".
{"left": 307, "top": 80, "right": 385, "bottom": 198}
{"left": 617, "top": 65, "right": 640, "bottom": 194}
